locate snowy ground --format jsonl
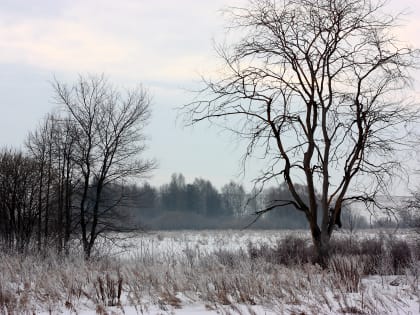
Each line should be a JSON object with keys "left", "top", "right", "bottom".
{"left": 2, "top": 229, "right": 419, "bottom": 315}
{"left": 105, "top": 229, "right": 308, "bottom": 258}
{"left": 103, "top": 228, "right": 417, "bottom": 258}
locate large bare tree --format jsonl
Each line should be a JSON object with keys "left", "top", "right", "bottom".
{"left": 53, "top": 75, "right": 156, "bottom": 258}
{"left": 184, "top": 0, "right": 419, "bottom": 265}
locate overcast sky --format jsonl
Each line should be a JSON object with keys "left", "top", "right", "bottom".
{"left": 0, "top": 0, "right": 419, "bottom": 191}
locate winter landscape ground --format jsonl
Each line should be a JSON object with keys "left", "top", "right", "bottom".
{"left": 1, "top": 229, "right": 419, "bottom": 315}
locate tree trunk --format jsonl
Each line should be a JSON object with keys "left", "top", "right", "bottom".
{"left": 57, "top": 153, "right": 64, "bottom": 253}
{"left": 312, "top": 231, "right": 331, "bottom": 268}
{"left": 64, "top": 173, "right": 72, "bottom": 255}
{"left": 37, "top": 162, "right": 44, "bottom": 251}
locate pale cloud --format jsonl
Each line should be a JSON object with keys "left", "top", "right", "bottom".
{"left": 386, "top": 0, "right": 420, "bottom": 45}
{"left": 0, "top": 0, "right": 417, "bottom": 83}
{"left": 0, "top": 19, "right": 131, "bottom": 71}
{"left": 0, "top": 0, "right": 235, "bottom": 83}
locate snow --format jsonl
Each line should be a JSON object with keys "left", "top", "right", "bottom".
{"left": 4, "top": 229, "right": 420, "bottom": 315}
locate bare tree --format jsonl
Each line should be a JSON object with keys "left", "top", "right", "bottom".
{"left": 340, "top": 204, "right": 368, "bottom": 233}
{"left": 0, "top": 149, "right": 39, "bottom": 252}
{"left": 221, "top": 181, "right": 247, "bottom": 216}
{"left": 26, "top": 115, "right": 59, "bottom": 251}
{"left": 26, "top": 120, "right": 49, "bottom": 250}
{"left": 184, "top": 0, "right": 419, "bottom": 265}
{"left": 53, "top": 74, "right": 156, "bottom": 258}
{"left": 26, "top": 114, "right": 79, "bottom": 253}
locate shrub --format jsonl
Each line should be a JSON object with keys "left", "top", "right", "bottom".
{"left": 359, "top": 238, "right": 383, "bottom": 257}
{"left": 273, "top": 236, "right": 313, "bottom": 265}
{"left": 389, "top": 240, "right": 412, "bottom": 274}
{"left": 246, "top": 235, "right": 419, "bottom": 277}
{"left": 329, "top": 238, "right": 360, "bottom": 256}
{"left": 359, "top": 238, "right": 384, "bottom": 275}
{"left": 248, "top": 236, "right": 313, "bottom": 265}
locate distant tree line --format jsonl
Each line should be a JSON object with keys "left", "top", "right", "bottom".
{"left": 121, "top": 173, "right": 316, "bottom": 230}
{"left": 122, "top": 173, "right": 378, "bottom": 231}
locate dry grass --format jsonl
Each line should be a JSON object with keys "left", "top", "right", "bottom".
{"left": 0, "top": 234, "right": 418, "bottom": 314}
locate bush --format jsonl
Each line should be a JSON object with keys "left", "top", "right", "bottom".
{"left": 389, "top": 240, "right": 412, "bottom": 274}
{"left": 329, "top": 238, "right": 360, "bottom": 256}
{"left": 359, "top": 238, "right": 384, "bottom": 257}
{"left": 359, "top": 238, "right": 384, "bottom": 275}
{"left": 248, "top": 236, "right": 313, "bottom": 266}
{"left": 247, "top": 235, "right": 416, "bottom": 276}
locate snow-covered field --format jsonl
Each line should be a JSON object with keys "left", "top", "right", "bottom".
{"left": 106, "top": 229, "right": 309, "bottom": 258}
{"left": 1, "top": 229, "right": 419, "bottom": 315}
{"left": 102, "top": 228, "right": 418, "bottom": 260}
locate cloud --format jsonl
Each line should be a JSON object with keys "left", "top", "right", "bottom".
{"left": 0, "top": 0, "right": 233, "bottom": 83}
{"left": 0, "top": 0, "right": 418, "bottom": 81}
{"left": 0, "top": 19, "right": 131, "bottom": 71}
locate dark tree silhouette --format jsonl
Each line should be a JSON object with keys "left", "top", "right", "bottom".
{"left": 53, "top": 75, "right": 156, "bottom": 258}
{"left": 0, "top": 150, "right": 39, "bottom": 252}
{"left": 183, "top": 0, "right": 419, "bottom": 265}
{"left": 27, "top": 114, "right": 79, "bottom": 254}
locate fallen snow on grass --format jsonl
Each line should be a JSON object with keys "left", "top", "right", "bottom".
{"left": 2, "top": 229, "right": 419, "bottom": 315}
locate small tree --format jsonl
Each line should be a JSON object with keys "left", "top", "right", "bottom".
{"left": 221, "top": 181, "right": 247, "bottom": 216}
{"left": 184, "top": 0, "right": 419, "bottom": 265}
{"left": 340, "top": 205, "right": 368, "bottom": 233}
{"left": 53, "top": 74, "right": 156, "bottom": 258}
